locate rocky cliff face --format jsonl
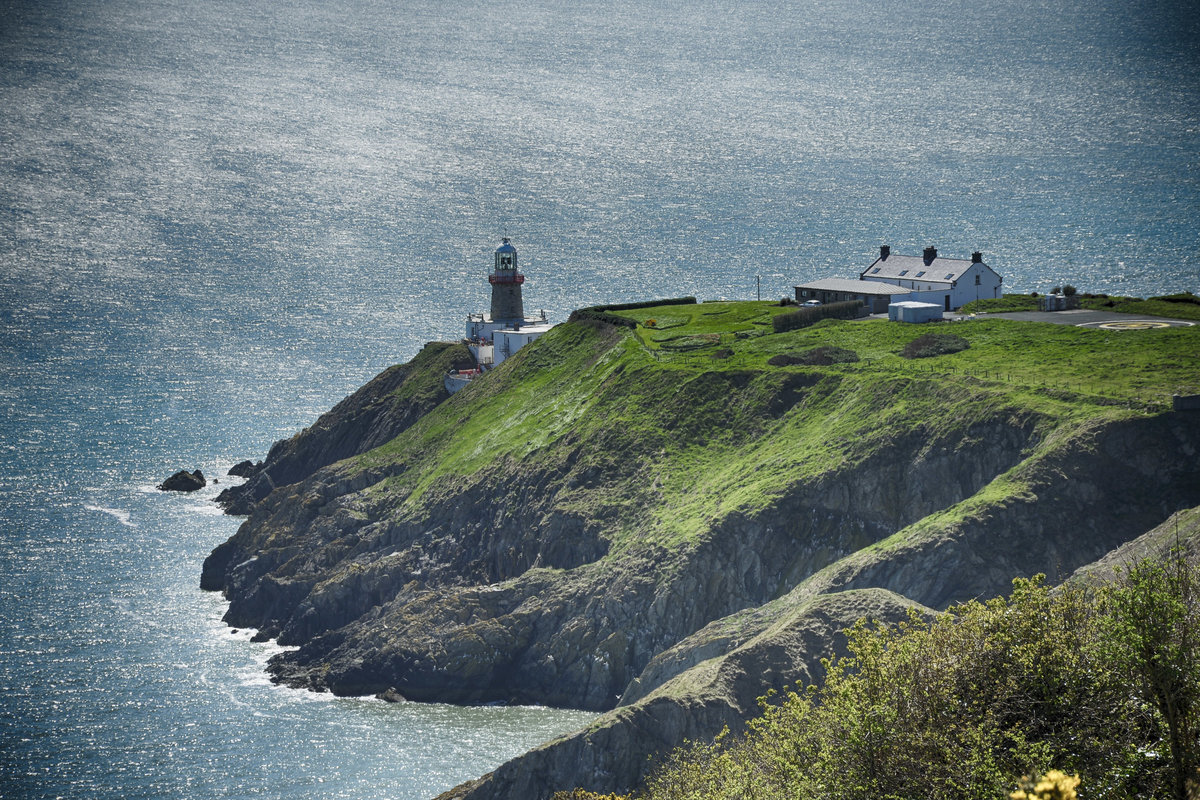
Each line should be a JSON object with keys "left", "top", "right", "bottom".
{"left": 202, "top": 318, "right": 1200, "bottom": 799}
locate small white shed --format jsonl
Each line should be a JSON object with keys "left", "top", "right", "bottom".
{"left": 888, "top": 301, "right": 944, "bottom": 324}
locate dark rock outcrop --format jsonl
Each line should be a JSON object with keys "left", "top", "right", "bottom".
{"left": 158, "top": 469, "right": 206, "bottom": 492}
{"left": 806, "top": 412, "right": 1200, "bottom": 610}
{"left": 227, "top": 460, "right": 260, "bottom": 478}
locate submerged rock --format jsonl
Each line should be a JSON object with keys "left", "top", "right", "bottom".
{"left": 375, "top": 687, "right": 407, "bottom": 703}
{"left": 158, "top": 469, "right": 206, "bottom": 492}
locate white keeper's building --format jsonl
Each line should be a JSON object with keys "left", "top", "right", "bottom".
{"left": 795, "top": 245, "right": 1003, "bottom": 314}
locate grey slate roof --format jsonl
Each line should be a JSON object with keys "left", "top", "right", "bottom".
{"left": 861, "top": 254, "right": 974, "bottom": 283}
{"left": 795, "top": 277, "right": 913, "bottom": 296}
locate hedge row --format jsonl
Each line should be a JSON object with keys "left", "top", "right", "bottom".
{"left": 567, "top": 308, "right": 638, "bottom": 328}
{"left": 772, "top": 300, "right": 863, "bottom": 333}
{"left": 588, "top": 297, "right": 697, "bottom": 312}
{"left": 569, "top": 297, "right": 698, "bottom": 328}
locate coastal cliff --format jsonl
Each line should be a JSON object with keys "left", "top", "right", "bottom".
{"left": 202, "top": 301, "right": 1200, "bottom": 798}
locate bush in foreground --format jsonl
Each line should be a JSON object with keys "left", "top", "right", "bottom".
{"left": 556, "top": 552, "right": 1200, "bottom": 800}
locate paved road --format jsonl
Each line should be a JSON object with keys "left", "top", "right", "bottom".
{"left": 950, "top": 309, "right": 1195, "bottom": 327}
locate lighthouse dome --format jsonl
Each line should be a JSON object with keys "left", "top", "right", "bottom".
{"left": 494, "top": 237, "right": 518, "bottom": 272}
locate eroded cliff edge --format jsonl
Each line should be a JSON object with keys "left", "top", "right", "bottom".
{"left": 202, "top": 308, "right": 1200, "bottom": 799}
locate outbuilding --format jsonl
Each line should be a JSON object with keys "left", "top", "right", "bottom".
{"left": 794, "top": 278, "right": 912, "bottom": 314}
{"left": 888, "top": 301, "right": 944, "bottom": 324}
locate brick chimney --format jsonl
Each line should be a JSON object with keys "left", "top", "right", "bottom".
{"left": 972, "top": 251, "right": 983, "bottom": 263}
{"left": 923, "top": 246, "right": 937, "bottom": 264}
{"left": 880, "top": 245, "right": 890, "bottom": 260}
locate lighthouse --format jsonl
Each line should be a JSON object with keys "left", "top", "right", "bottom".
{"left": 450, "top": 238, "right": 554, "bottom": 393}
{"left": 489, "top": 238, "right": 525, "bottom": 322}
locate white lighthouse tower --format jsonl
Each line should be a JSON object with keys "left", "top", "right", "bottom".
{"left": 449, "top": 238, "right": 553, "bottom": 393}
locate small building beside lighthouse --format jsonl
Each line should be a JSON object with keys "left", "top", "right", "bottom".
{"left": 447, "top": 238, "right": 553, "bottom": 393}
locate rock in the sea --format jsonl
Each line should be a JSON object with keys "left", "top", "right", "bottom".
{"left": 158, "top": 469, "right": 206, "bottom": 492}
{"left": 227, "top": 460, "right": 260, "bottom": 478}
{"left": 375, "top": 688, "right": 407, "bottom": 703}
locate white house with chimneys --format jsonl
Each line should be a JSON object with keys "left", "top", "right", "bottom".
{"left": 446, "top": 238, "right": 553, "bottom": 394}
{"left": 795, "top": 245, "right": 1003, "bottom": 314}
{"left": 861, "top": 246, "right": 1002, "bottom": 311}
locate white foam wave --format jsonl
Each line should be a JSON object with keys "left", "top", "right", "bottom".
{"left": 84, "top": 504, "right": 135, "bottom": 527}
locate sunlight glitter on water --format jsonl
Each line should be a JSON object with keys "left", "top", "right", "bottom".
{"left": 2, "top": 0, "right": 1197, "bottom": 796}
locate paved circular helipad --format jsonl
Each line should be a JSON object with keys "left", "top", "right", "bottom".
{"left": 1077, "top": 318, "right": 1194, "bottom": 330}
{"left": 973, "top": 309, "right": 1196, "bottom": 328}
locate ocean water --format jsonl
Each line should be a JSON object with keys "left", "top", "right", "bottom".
{"left": 1, "top": 0, "right": 1197, "bottom": 797}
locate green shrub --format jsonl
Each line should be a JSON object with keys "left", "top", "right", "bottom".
{"left": 960, "top": 295, "right": 1040, "bottom": 313}
{"left": 630, "top": 563, "right": 1197, "bottom": 800}
{"left": 591, "top": 297, "right": 698, "bottom": 313}
{"left": 570, "top": 298, "right": 698, "bottom": 329}
{"left": 900, "top": 332, "right": 969, "bottom": 359}
{"left": 568, "top": 308, "right": 638, "bottom": 328}
{"left": 1156, "top": 292, "right": 1200, "bottom": 306}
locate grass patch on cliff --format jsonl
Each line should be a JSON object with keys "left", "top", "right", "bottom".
{"left": 612, "top": 303, "right": 1198, "bottom": 409}
{"left": 1088, "top": 293, "right": 1200, "bottom": 320}
{"left": 346, "top": 302, "right": 1199, "bottom": 551}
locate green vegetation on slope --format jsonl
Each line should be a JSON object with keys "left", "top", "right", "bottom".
{"left": 556, "top": 544, "right": 1200, "bottom": 800}
{"left": 349, "top": 301, "right": 1199, "bottom": 552}
{"left": 211, "top": 299, "right": 1200, "bottom": 796}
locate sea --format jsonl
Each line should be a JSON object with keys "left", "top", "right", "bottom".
{"left": 0, "top": 0, "right": 1196, "bottom": 797}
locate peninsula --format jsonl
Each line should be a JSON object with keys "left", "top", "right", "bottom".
{"left": 203, "top": 298, "right": 1200, "bottom": 799}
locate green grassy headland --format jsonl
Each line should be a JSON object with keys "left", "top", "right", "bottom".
{"left": 350, "top": 300, "right": 1200, "bottom": 553}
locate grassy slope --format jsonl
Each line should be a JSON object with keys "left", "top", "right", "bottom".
{"left": 348, "top": 302, "right": 1199, "bottom": 558}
